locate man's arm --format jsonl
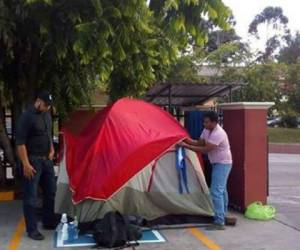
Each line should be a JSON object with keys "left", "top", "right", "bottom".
{"left": 49, "top": 143, "right": 55, "bottom": 160}
{"left": 17, "top": 145, "right": 36, "bottom": 179}
{"left": 17, "top": 145, "right": 30, "bottom": 166}
{"left": 180, "top": 141, "right": 217, "bottom": 154}
{"left": 16, "top": 113, "right": 36, "bottom": 179}
{"left": 47, "top": 112, "right": 55, "bottom": 161}
{"left": 184, "top": 137, "right": 205, "bottom": 146}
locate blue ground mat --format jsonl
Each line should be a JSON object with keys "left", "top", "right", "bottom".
{"left": 54, "top": 229, "right": 166, "bottom": 248}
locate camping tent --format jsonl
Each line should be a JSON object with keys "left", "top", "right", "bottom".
{"left": 55, "top": 98, "right": 213, "bottom": 222}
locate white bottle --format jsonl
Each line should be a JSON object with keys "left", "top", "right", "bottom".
{"left": 73, "top": 216, "right": 78, "bottom": 227}
{"left": 56, "top": 213, "right": 68, "bottom": 232}
{"left": 73, "top": 216, "right": 79, "bottom": 239}
{"left": 61, "top": 213, "right": 68, "bottom": 224}
{"left": 61, "top": 223, "right": 69, "bottom": 241}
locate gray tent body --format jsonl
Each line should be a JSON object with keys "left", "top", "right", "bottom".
{"left": 55, "top": 146, "right": 214, "bottom": 222}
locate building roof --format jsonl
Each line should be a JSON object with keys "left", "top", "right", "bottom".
{"left": 144, "top": 82, "right": 245, "bottom": 107}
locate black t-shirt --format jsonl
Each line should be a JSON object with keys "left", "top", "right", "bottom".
{"left": 15, "top": 105, "right": 52, "bottom": 156}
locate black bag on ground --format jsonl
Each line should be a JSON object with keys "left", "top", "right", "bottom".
{"left": 92, "top": 212, "right": 142, "bottom": 248}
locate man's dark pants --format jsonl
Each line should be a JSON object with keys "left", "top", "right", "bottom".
{"left": 20, "top": 156, "right": 56, "bottom": 233}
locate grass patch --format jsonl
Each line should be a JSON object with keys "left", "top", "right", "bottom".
{"left": 268, "top": 127, "right": 300, "bottom": 143}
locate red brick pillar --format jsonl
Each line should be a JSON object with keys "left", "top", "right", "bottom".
{"left": 219, "top": 102, "right": 274, "bottom": 211}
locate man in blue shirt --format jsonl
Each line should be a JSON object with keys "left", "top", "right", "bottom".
{"left": 16, "top": 91, "right": 56, "bottom": 240}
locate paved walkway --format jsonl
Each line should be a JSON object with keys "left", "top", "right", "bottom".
{"left": 268, "top": 154, "right": 300, "bottom": 231}
{"left": 1, "top": 153, "right": 300, "bottom": 250}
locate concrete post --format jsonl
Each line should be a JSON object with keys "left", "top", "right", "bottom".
{"left": 219, "top": 102, "right": 274, "bottom": 211}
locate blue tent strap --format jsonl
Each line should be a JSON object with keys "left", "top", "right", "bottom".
{"left": 176, "top": 146, "right": 190, "bottom": 194}
{"left": 177, "top": 168, "right": 183, "bottom": 194}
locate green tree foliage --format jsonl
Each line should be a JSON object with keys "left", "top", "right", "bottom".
{"left": 248, "top": 6, "right": 290, "bottom": 61}
{"left": 278, "top": 32, "right": 300, "bottom": 64}
{"left": 286, "top": 60, "right": 300, "bottom": 113}
{"left": 0, "top": 0, "right": 232, "bottom": 118}
{"left": 205, "top": 40, "right": 250, "bottom": 67}
{"left": 228, "top": 63, "right": 287, "bottom": 117}
{"left": 248, "top": 7, "right": 288, "bottom": 36}
{"left": 166, "top": 55, "right": 201, "bottom": 83}
{"left": 270, "top": 61, "right": 300, "bottom": 127}
{"left": 166, "top": 25, "right": 249, "bottom": 82}
{"left": 167, "top": 6, "right": 300, "bottom": 124}
{"left": 206, "top": 29, "right": 239, "bottom": 52}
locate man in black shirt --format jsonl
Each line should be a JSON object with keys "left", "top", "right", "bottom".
{"left": 16, "top": 91, "right": 56, "bottom": 240}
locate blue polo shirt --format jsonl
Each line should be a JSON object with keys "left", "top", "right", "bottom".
{"left": 15, "top": 105, "right": 52, "bottom": 157}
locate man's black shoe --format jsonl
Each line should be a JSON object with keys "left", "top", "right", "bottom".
{"left": 43, "top": 223, "right": 57, "bottom": 230}
{"left": 205, "top": 223, "right": 226, "bottom": 231}
{"left": 28, "top": 230, "right": 45, "bottom": 240}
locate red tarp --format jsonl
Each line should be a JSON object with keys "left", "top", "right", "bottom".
{"left": 63, "top": 98, "right": 188, "bottom": 203}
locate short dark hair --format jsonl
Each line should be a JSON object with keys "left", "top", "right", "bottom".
{"left": 204, "top": 111, "right": 219, "bottom": 123}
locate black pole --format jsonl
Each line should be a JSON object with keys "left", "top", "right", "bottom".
{"left": 176, "top": 107, "right": 180, "bottom": 121}
{"left": 11, "top": 105, "right": 15, "bottom": 142}
{"left": 168, "top": 85, "right": 172, "bottom": 113}
{"left": 229, "top": 86, "right": 232, "bottom": 102}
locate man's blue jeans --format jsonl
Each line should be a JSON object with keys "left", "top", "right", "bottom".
{"left": 20, "top": 156, "right": 56, "bottom": 233}
{"left": 210, "top": 163, "right": 232, "bottom": 225}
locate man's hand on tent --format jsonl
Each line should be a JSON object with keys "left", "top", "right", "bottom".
{"left": 178, "top": 141, "right": 194, "bottom": 149}
{"left": 179, "top": 141, "right": 217, "bottom": 154}
{"left": 183, "top": 138, "right": 205, "bottom": 146}
{"left": 178, "top": 141, "right": 190, "bottom": 148}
